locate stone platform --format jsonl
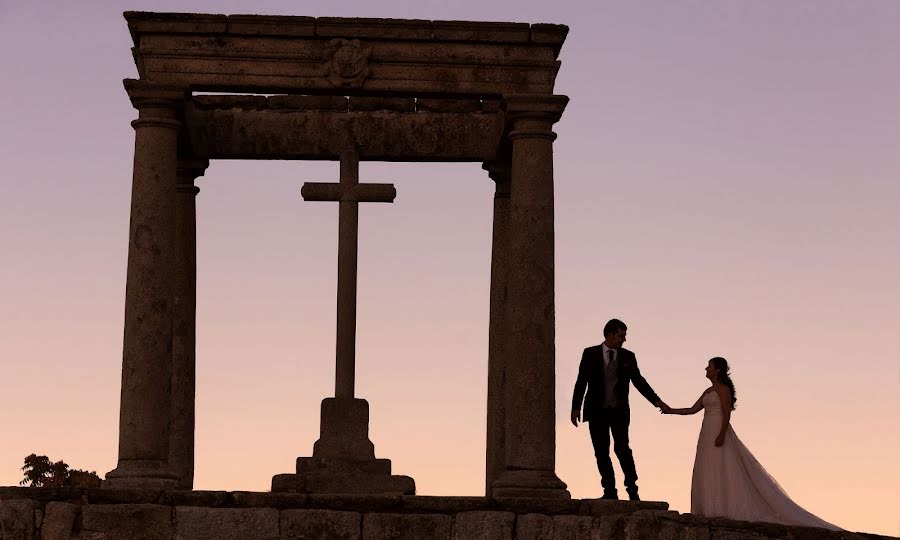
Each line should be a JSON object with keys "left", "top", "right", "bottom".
{"left": 0, "top": 487, "right": 890, "bottom": 540}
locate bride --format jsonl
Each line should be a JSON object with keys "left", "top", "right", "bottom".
{"left": 664, "top": 357, "right": 840, "bottom": 530}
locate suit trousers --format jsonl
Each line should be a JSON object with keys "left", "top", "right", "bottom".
{"left": 588, "top": 407, "right": 638, "bottom": 493}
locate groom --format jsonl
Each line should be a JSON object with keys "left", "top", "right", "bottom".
{"left": 571, "top": 318, "right": 668, "bottom": 500}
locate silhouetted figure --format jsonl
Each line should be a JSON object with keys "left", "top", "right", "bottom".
{"left": 571, "top": 319, "right": 668, "bottom": 500}
{"left": 664, "top": 357, "right": 840, "bottom": 529}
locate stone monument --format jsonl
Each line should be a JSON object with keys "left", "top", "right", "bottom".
{"left": 269, "top": 149, "right": 414, "bottom": 494}
{"left": 104, "top": 11, "right": 571, "bottom": 499}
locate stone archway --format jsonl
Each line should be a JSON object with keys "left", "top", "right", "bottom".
{"left": 106, "top": 11, "right": 570, "bottom": 499}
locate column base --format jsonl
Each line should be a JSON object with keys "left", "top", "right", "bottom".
{"left": 272, "top": 397, "right": 415, "bottom": 495}
{"left": 491, "top": 469, "right": 570, "bottom": 499}
{"left": 103, "top": 459, "right": 179, "bottom": 489}
{"left": 312, "top": 398, "right": 375, "bottom": 460}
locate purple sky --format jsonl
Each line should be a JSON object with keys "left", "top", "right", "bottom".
{"left": 1, "top": 0, "right": 898, "bottom": 535}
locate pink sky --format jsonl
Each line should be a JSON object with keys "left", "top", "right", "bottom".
{"left": 1, "top": 0, "right": 898, "bottom": 536}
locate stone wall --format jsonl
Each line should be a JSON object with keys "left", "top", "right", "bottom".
{"left": 0, "top": 488, "right": 889, "bottom": 540}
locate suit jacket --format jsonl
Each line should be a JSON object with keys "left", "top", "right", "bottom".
{"left": 571, "top": 346, "right": 660, "bottom": 420}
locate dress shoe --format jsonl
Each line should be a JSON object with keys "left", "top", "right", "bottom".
{"left": 601, "top": 490, "right": 618, "bottom": 500}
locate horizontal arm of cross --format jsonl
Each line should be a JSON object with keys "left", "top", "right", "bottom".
{"left": 301, "top": 182, "right": 396, "bottom": 203}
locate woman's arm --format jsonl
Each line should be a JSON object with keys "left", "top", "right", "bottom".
{"left": 665, "top": 393, "right": 705, "bottom": 415}
{"left": 714, "top": 385, "right": 732, "bottom": 446}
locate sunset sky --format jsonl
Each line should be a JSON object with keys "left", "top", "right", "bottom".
{"left": 1, "top": 0, "right": 897, "bottom": 536}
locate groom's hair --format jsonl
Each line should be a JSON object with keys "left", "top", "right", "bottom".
{"left": 603, "top": 319, "right": 627, "bottom": 337}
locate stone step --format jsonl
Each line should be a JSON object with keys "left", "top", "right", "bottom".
{"left": 302, "top": 473, "right": 416, "bottom": 496}
{"left": 296, "top": 456, "right": 392, "bottom": 476}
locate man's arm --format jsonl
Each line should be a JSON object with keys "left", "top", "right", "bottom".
{"left": 629, "top": 353, "right": 666, "bottom": 409}
{"left": 570, "top": 349, "right": 589, "bottom": 426}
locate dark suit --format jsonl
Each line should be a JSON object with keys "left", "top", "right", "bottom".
{"left": 571, "top": 345, "right": 660, "bottom": 494}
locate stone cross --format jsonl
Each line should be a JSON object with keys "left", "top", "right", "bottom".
{"left": 301, "top": 149, "right": 396, "bottom": 399}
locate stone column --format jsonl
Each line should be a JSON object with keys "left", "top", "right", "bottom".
{"left": 492, "top": 94, "right": 570, "bottom": 499}
{"left": 169, "top": 159, "right": 208, "bottom": 490}
{"left": 484, "top": 158, "right": 511, "bottom": 496}
{"left": 105, "top": 80, "right": 186, "bottom": 488}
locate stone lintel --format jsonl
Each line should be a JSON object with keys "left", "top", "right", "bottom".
{"left": 126, "top": 12, "right": 568, "bottom": 48}
{"left": 315, "top": 17, "right": 434, "bottom": 40}
{"left": 349, "top": 97, "right": 415, "bottom": 113}
{"left": 126, "top": 13, "right": 566, "bottom": 95}
{"left": 189, "top": 107, "right": 502, "bottom": 161}
{"left": 124, "top": 11, "right": 227, "bottom": 45}
{"left": 432, "top": 21, "right": 530, "bottom": 43}
{"left": 191, "top": 95, "right": 491, "bottom": 114}
{"left": 226, "top": 14, "right": 315, "bottom": 37}
{"left": 416, "top": 98, "right": 482, "bottom": 113}
{"left": 268, "top": 95, "right": 349, "bottom": 111}
{"left": 192, "top": 95, "right": 268, "bottom": 110}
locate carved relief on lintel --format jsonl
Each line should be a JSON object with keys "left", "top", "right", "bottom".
{"left": 325, "top": 39, "right": 372, "bottom": 89}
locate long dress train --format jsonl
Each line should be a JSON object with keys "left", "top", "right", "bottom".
{"left": 691, "top": 390, "right": 840, "bottom": 530}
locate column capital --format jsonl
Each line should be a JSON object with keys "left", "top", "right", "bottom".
{"left": 482, "top": 161, "right": 511, "bottom": 198}
{"left": 176, "top": 159, "right": 208, "bottom": 195}
{"left": 502, "top": 94, "right": 569, "bottom": 124}
{"left": 176, "top": 159, "right": 209, "bottom": 178}
{"left": 124, "top": 79, "right": 189, "bottom": 110}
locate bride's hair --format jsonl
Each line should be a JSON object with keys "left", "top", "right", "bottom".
{"left": 711, "top": 357, "right": 737, "bottom": 410}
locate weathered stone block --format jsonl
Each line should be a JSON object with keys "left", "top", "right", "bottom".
{"left": 451, "top": 511, "right": 514, "bottom": 540}
{"left": 416, "top": 99, "right": 482, "bottom": 113}
{"left": 313, "top": 399, "right": 375, "bottom": 460}
{"left": 709, "top": 530, "right": 769, "bottom": 540}
{"left": 529, "top": 24, "right": 568, "bottom": 57}
{"left": 362, "top": 513, "right": 451, "bottom": 540}
{"left": 226, "top": 15, "right": 315, "bottom": 37}
{"left": 163, "top": 490, "right": 229, "bottom": 507}
{"left": 432, "top": 21, "right": 530, "bottom": 43}
{"left": 684, "top": 526, "right": 711, "bottom": 540}
{"left": 494, "top": 498, "right": 580, "bottom": 516}
{"left": 41, "top": 502, "right": 79, "bottom": 540}
{"left": 552, "top": 515, "right": 593, "bottom": 540}
{"left": 593, "top": 514, "right": 626, "bottom": 540}
{"left": 126, "top": 11, "right": 228, "bottom": 37}
{"left": 86, "top": 488, "right": 164, "bottom": 505}
{"left": 517, "top": 513, "right": 554, "bottom": 540}
{"left": 268, "top": 96, "right": 348, "bottom": 111}
{"left": 272, "top": 474, "right": 302, "bottom": 493}
{"left": 230, "top": 491, "right": 308, "bottom": 509}
{"left": 297, "top": 457, "right": 391, "bottom": 476}
{"left": 315, "top": 18, "right": 433, "bottom": 40}
{"left": 281, "top": 509, "right": 360, "bottom": 539}
{"left": 0, "top": 488, "right": 84, "bottom": 504}
{"left": 175, "top": 507, "right": 278, "bottom": 540}
{"left": 578, "top": 499, "right": 668, "bottom": 517}
{"left": 303, "top": 474, "right": 414, "bottom": 496}
{"left": 306, "top": 494, "right": 403, "bottom": 513}
{"left": 481, "top": 100, "right": 502, "bottom": 113}
{"left": 401, "top": 496, "right": 489, "bottom": 514}
{"left": 0, "top": 499, "right": 39, "bottom": 540}
{"left": 81, "top": 504, "right": 172, "bottom": 540}
{"left": 192, "top": 95, "right": 268, "bottom": 110}
{"left": 349, "top": 98, "right": 415, "bottom": 113}
{"left": 623, "top": 512, "right": 658, "bottom": 540}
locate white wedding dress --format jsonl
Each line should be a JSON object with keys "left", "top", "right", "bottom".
{"left": 691, "top": 389, "right": 840, "bottom": 530}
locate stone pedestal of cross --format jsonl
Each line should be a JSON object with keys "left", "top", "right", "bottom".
{"left": 272, "top": 149, "right": 415, "bottom": 495}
